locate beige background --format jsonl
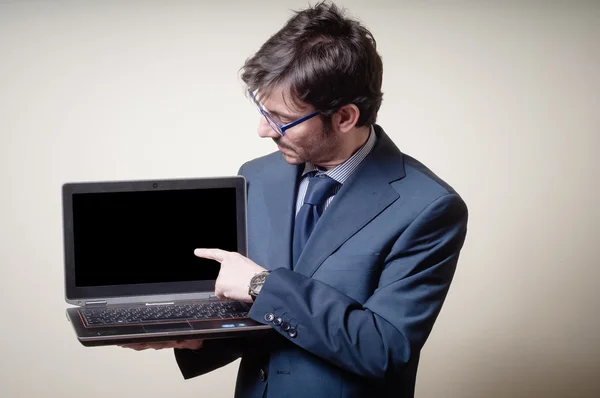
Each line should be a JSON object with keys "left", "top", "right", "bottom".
{"left": 1, "top": 0, "right": 598, "bottom": 397}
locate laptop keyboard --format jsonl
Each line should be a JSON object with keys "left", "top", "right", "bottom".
{"left": 80, "top": 301, "right": 249, "bottom": 327}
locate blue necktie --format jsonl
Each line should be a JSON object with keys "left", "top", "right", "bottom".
{"left": 292, "top": 174, "right": 340, "bottom": 267}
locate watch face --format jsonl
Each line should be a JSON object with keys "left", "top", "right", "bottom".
{"left": 253, "top": 283, "right": 263, "bottom": 294}
{"left": 251, "top": 272, "right": 269, "bottom": 294}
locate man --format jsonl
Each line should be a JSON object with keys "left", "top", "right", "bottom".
{"left": 124, "top": 2, "right": 468, "bottom": 397}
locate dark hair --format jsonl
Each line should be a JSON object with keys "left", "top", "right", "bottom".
{"left": 240, "top": 1, "right": 383, "bottom": 127}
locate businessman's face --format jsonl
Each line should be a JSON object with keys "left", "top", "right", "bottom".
{"left": 255, "top": 86, "right": 342, "bottom": 168}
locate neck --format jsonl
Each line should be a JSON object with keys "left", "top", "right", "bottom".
{"left": 315, "top": 126, "right": 371, "bottom": 170}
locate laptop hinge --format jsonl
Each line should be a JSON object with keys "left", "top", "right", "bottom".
{"left": 209, "top": 294, "right": 218, "bottom": 300}
{"left": 84, "top": 300, "right": 107, "bottom": 307}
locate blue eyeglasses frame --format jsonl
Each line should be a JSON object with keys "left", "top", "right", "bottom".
{"left": 249, "top": 90, "right": 320, "bottom": 136}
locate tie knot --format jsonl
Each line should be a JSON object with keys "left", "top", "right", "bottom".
{"left": 303, "top": 174, "right": 339, "bottom": 206}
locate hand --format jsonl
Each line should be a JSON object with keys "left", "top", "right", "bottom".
{"left": 119, "top": 339, "right": 204, "bottom": 351}
{"left": 194, "top": 248, "right": 267, "bottom": 302}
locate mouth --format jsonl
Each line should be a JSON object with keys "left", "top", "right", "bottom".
{"left": 273, "top": 139, "right": 292, "bottom": 152}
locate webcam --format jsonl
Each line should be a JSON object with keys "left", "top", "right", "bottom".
{"left": 152, "top": 183, "right": 159, "bottom": 189}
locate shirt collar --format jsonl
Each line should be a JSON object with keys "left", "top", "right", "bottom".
{"left": 302, "top": 125, "right": 377, "bottom": 184}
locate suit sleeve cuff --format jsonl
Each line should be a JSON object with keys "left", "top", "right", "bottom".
{"left": 247, "top": 267, "right": 301, "bottom": 339}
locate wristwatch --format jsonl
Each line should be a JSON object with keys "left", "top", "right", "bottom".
{"left": 248, "top": 271, "right": 271, "bottom": 301}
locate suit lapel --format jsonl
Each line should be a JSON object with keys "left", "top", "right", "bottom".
{"left": 263, "top": 154, "right": 302, "bottom": 271}
{"left": 294, "top": 127, "right": 407, "bottom": 277}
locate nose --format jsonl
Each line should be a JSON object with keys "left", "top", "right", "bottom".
{"left": 257, "top": 117, "right": 281, "bottom": 139}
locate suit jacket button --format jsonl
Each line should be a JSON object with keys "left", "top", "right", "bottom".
{"left": 264, "top": 313, "right": 274, "bottom": 322}
{"left": 281, "top": 322, "right": 290, "bottom": 331}
{"left": 259, "top": 368, "right": 267, "bottom": 382}
{"left": 273, "top": 317, "right": 282, "bottom": 326}
{"left": 288, "top": 328, "right": 298, "bottom": 338}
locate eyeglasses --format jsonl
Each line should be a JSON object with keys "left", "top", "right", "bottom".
{"left": 249, "top": 90, "right": 320, "bottom": 136}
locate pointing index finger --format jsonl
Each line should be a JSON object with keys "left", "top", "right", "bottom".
{"left": 194, "top": 248, "right": 226, "bottom": 263}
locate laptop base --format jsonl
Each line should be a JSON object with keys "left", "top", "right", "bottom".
{"left": 66, "top": 307, "right": 272, "bottom": 347}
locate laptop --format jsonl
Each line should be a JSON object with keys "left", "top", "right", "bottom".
{"left": 62, "top": 176, "right": 272, "bottom": 347}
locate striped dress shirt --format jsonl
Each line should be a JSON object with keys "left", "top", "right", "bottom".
{"left": 295, "top": 125, "right": 377, "bottom": 215}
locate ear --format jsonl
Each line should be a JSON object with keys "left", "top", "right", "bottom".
{"left": 331, "top": 104, "right": 360, "bottom": 134}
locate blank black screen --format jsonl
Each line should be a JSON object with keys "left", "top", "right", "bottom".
{"left": 72, "top": 188, "right": 237, "bottom": 287}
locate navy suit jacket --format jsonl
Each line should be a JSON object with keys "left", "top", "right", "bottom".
{"left": 175, "top": 125, "right": 468, "bottom": 397}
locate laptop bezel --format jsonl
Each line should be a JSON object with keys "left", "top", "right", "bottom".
{"left": 62, "top": 176, "right": 247, "bottom": 306}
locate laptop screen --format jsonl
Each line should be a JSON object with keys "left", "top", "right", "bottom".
{"left": 63, "top": 177, "right": 247, "bottom": 302}
{"left": 71, "top": 187, "right": 237, "bottom": 288}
